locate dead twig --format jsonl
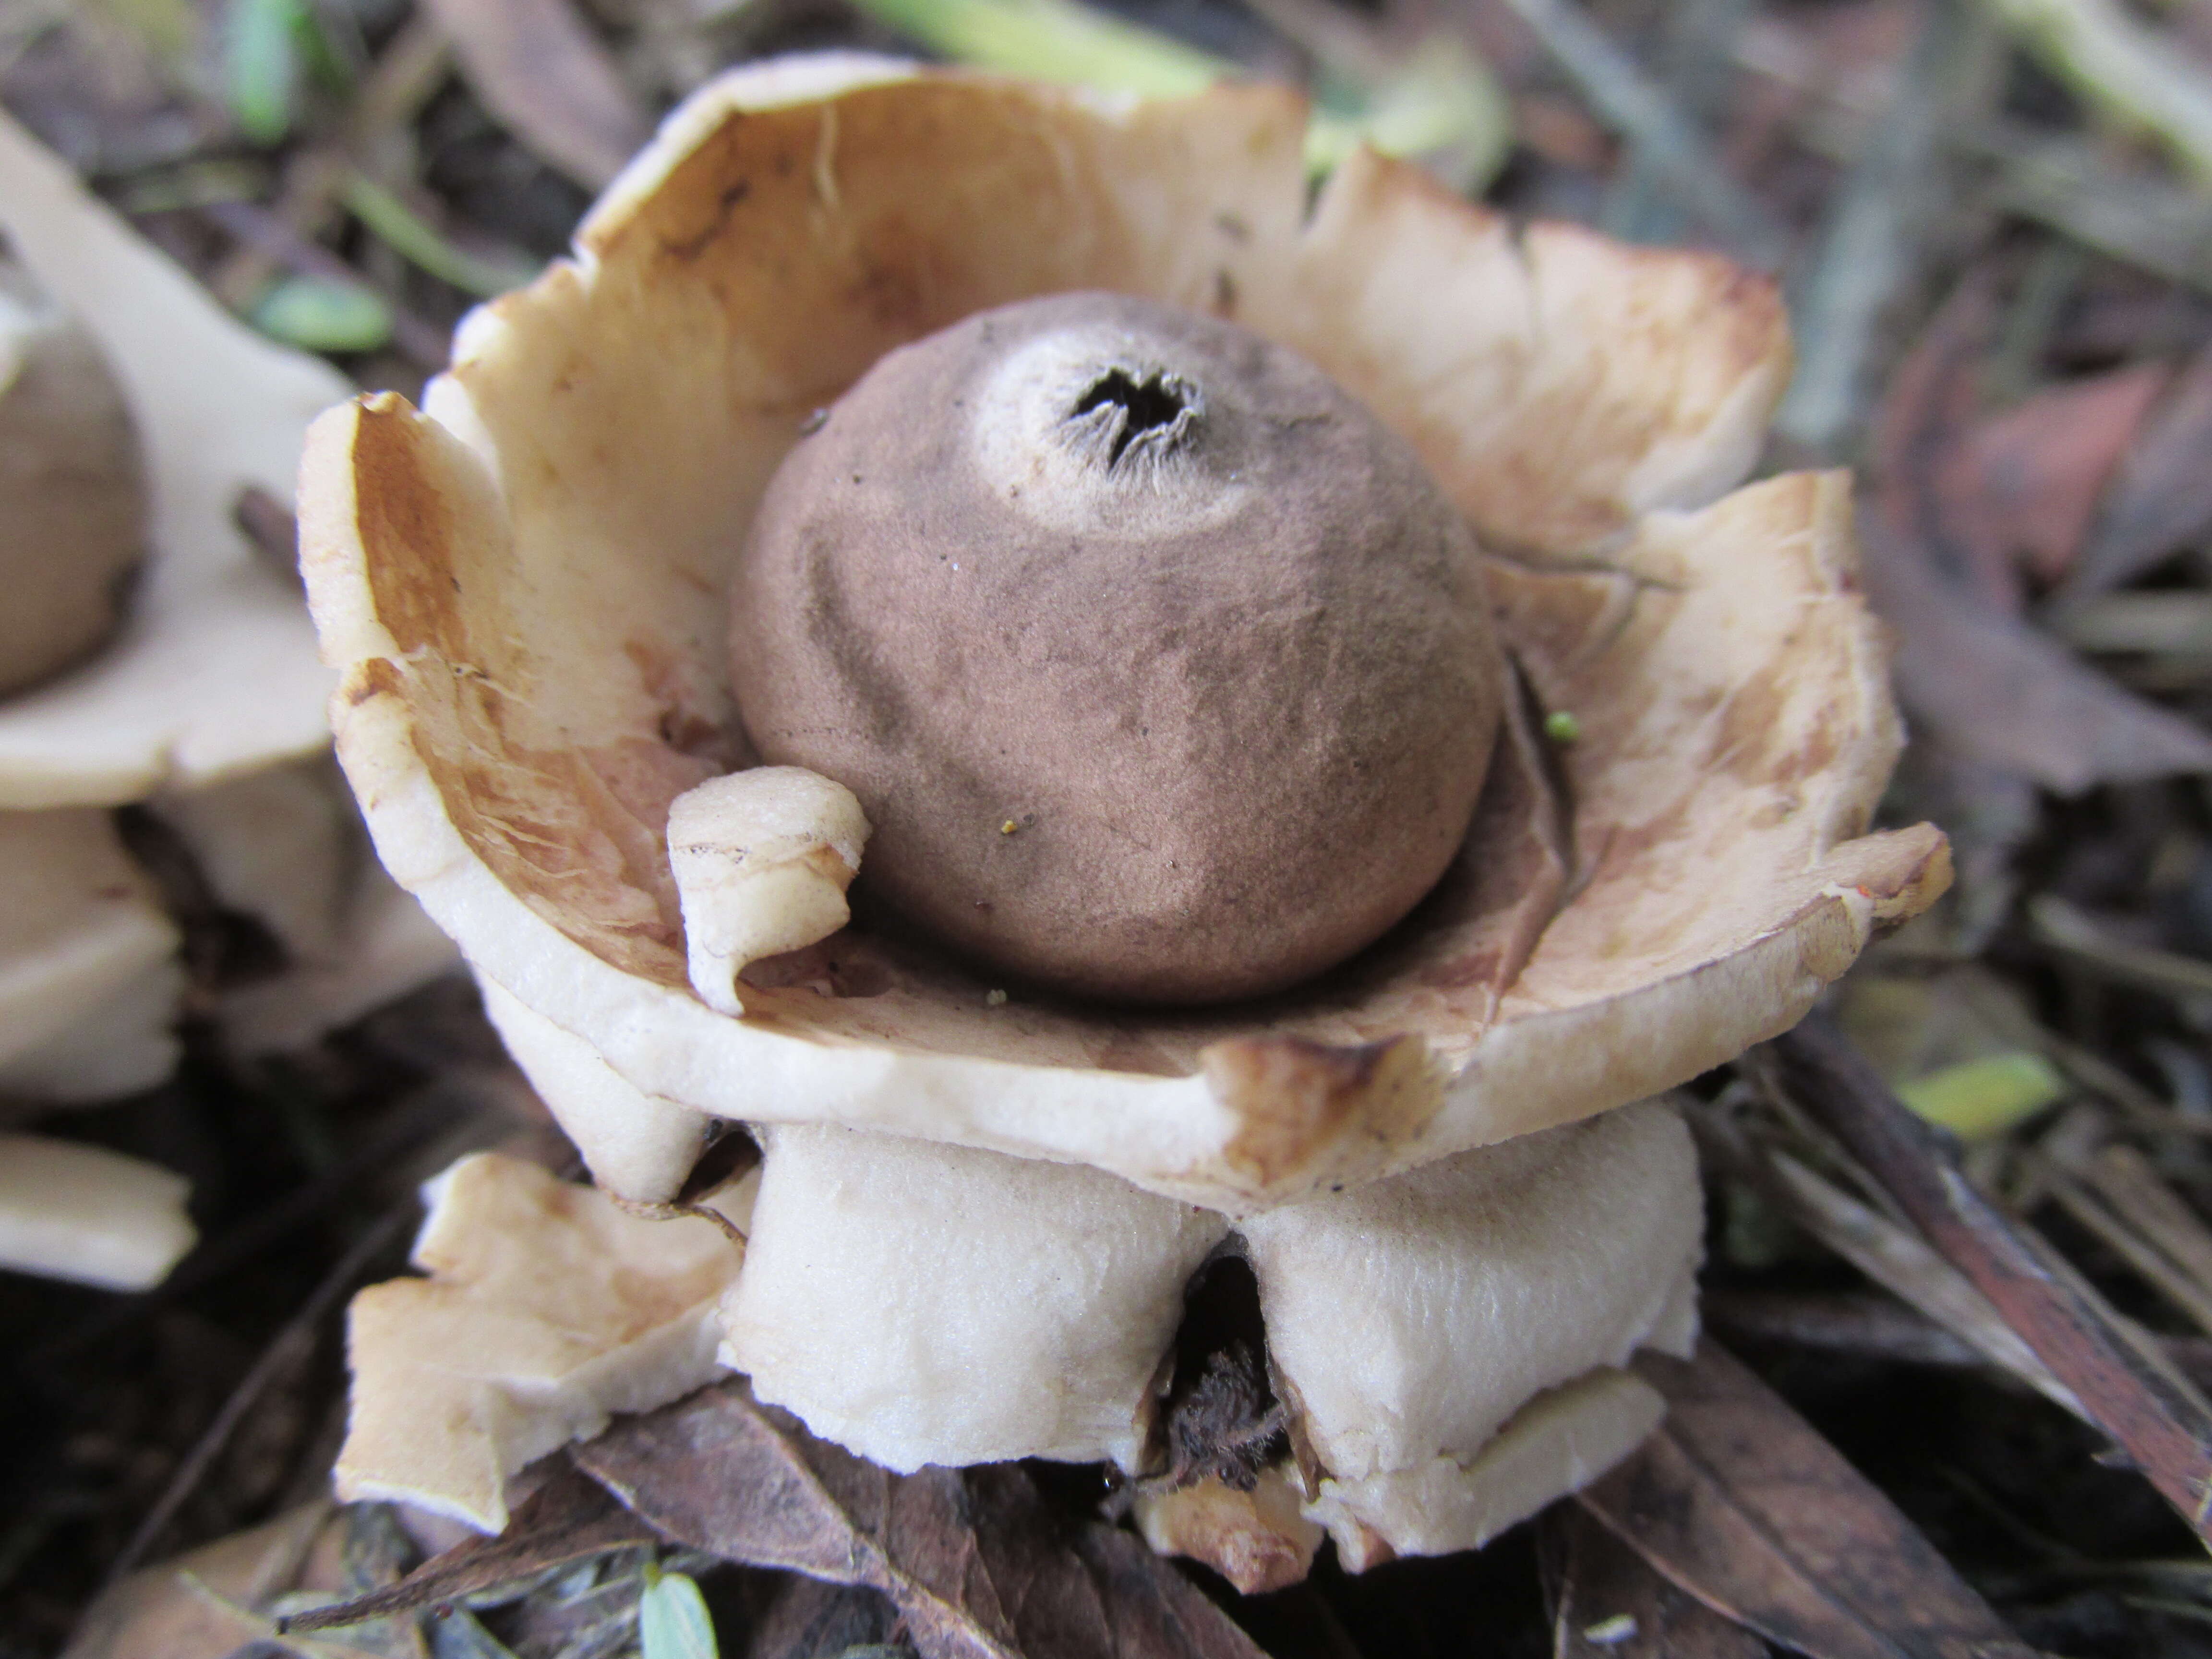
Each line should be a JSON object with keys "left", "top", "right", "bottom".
{"left": 1709, "top": 1287, "right": 2212, "bottom": 1394}
{"left": 1483, "top": 0, "right": 1787, "bottom": 267}
{"left": 1761, "top": 1014, "right": 2212, "bottom": 1545}
{"left": 2044, "top": 1167, "right": 2212, "bottom": 1338}
{"left": 279, "top": 1464, "right": 659, "bottom": 1633}
{"left": 1972, "top": 0, "right": 2212, "bottom": 183}
{"left": 1979, "top": 124, "right": 2212, "bottom": 295}
{"left": 1774, "top": 0, "right": 1994, "bottom": 456}
{"left": 2028, "top": 894, "right": 2212, "bottom": 1004}
{"left": 200, "top": 198, "right": 448, "bottom": 369}
{"left": 100, "top": 1198, "right": 417, "bottom": 1587}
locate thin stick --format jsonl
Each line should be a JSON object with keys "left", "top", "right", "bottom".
{"left": 2091, "top": 1146, "right": 2212, "bottom": 1304}
{"left": 2044, "top": 1169, "right": 2212, "bottom": 1339}
{"left": 100, "top": 1200, "right": 416, "bottom": 1587}
{"left": 1598, "top": 0, "right": 1750, "bottom": 244}
{"left": 1977, "top": 125, "right": 2212, "bottom": 295}
{"left": 1763, "top": 1015, "right": 2212, "bottom": 1544}
{"left": 2031, "top": 893, "right": 2212, "bottom": 1002}
{"left": 1489, "top": 0, "right": 1786, "bottom": 267}
{"left": 1974, "top": 0, "right": 2212, "bottom": 183}
{"left": 1774, "top": 0, "right": 1992, "bottom": 454}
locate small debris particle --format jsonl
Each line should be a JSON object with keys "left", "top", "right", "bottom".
{"left": 985, "top": 988, "right": 1009, "bottom": 1007}
{"left": 1545, "top": 709, "right": 1582, "bottom": 744}
{"left": 999, "top": 819, "right": 1020, "bottom": 835}
{"left": 799, "top": 407, "right": 828, "bottom": 435}
{"left": 1161, "top": 1342, "right": 1284, "bottom": 1492}
{"left": 1583, "top": 1615, "right": 1638, "bottom": 1646}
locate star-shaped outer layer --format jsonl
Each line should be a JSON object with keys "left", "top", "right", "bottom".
{"left": 0, "top": 808, "right": 180, "bottom": 1102}
{"left": 718, "top": 1096, "right": 1701, "bottom": 1569}
{"left": 332, "top": 1100, "right": 1699, "bottom": 1569}
{"left": 299, "top": 57, "right": 1951, "bottom": 1215}
{"left": 337, "top": 1152, "right": 751, "bottom": 1533}
{"left": 0, "top": 1131, "right": 196, "bottom": 1290}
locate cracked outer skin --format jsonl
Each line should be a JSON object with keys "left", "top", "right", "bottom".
{"left": 730, "top": 291, "right": 1501, "bottom": 1006}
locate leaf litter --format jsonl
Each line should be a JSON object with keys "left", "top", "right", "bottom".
{"left": 575, "top": 1379, "right": 1268, "bottom": 1659}
{"left": 1541, "top": 1504, "right": 1767, "bottom": 1659}
{"left": 279, "top": 1466, "right": 659, "bottom": 1635}
{"left": 1579, "top": 1340, "right": 2038, "bottom": 1659}
{"left": 28, "top": 0, "right": 2212, "bottom": 1651}
{"left": 1863, "top": 275, "right": 2212, "bottom": 793}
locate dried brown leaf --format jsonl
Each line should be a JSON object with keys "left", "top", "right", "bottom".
{"left": 278, "top": 1465, "right": 658, "bottom": 1634}
{"left": 745, "top": 1577, "right": 902, "bottom": 1659}
{"left": 2061, "top": 343, "right": 2212, "bottom": 605}
{"left": 1543, "top": 1503, "right": 1767, "bottom": 1659}
{"left": 1939, "top": 363, "right": 2168, "bottom": 592}
{"left": 1868, "top": 501, "right": 2212, "bottom": 798}
{"left": 575, "top": 1378, "right": 1268, "bottom": 1659}
{"left": 1864, "top": 278, "right": 2212, "bottom": 792}
{"left": 1576, "top": 1340, "right": 2037, "bottom": 1659}
{"left": 419, "top": 0, "right": 649, "bottom": 191}
{"left": 1764, "top": 1015, "right": 2212, "bottom": 1546}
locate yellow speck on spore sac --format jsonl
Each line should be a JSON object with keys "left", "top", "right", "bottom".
{"left": 999, "top": 819, "right": 1020, "bottom": 835}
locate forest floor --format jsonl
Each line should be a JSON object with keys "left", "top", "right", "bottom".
{"left": 14, "top": 0, "right": 2212, "bottom": 1654}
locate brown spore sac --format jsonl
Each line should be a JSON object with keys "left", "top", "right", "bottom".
{"left": 729, "top": 291, "right": 1502, "bottom": 1006}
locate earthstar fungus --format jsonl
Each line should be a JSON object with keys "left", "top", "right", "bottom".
{"left": 304, "top": 57, "right": 1950, "bottom": 1576}
{"left": 0, "top": 108, "right": 342, "bottom": 807}
{"left": 0, "top": 113, "right": 454, "bottom": 1292}
{"left": 0, "top": 114, "right": 456, "bottom": 1070}
{"left": 303, "top": 56, "right": 1946, "bottom": 1209}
